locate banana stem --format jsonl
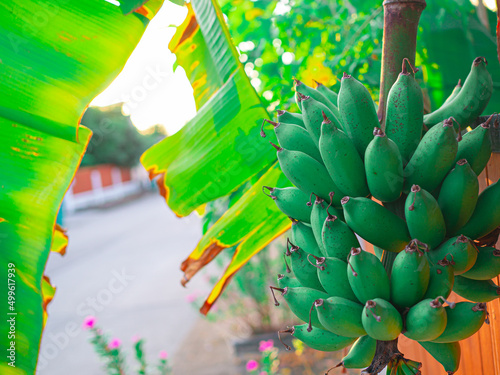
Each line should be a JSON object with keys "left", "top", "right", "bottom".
{"left": 365, "top": 3, "right": 425, "bottom": 373}
{"left": 381, "top": 196, "right": 406, "bottom": 277}
{"left": 378, "top": 0, "right": 426, "bottom": 126}
{"left": 365, "top": 339, "right": 401, "bottom": 374}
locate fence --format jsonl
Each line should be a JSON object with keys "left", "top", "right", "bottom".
{"left": 63, "top": 164, "right": 151, "bottom": 213}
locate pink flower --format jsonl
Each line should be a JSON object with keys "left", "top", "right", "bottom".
{"left": 259, "top": 339, "right": 274, "bottom": 352}
{"left": 159, "top": 351, "right": 168, "bottom": 359}
{"left": 185, "top": 293, "right": 197, "bottom": 303}
{"left": 131, "top": 335, "right": 140, "bottom": 343}
{"left": 83, "top": 316, "right": 96, "bottom": 329}
{"left": 259, "top": 372, "right": 268, "bottom": 375}
{"left": 246, "top": 360, "right": 258, "bottom": 372}
{"left": 108, "top": 338, "right": 121, "bottom": 349}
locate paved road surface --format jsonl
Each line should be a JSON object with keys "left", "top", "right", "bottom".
{"left": 38, "top": 193, "right": 210, "bottom": 375}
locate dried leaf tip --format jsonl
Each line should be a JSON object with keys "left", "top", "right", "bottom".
{"left": 322, "top": 111, "right": 332, "bottom": 124}
{"left": 269, "top": 142, "right": 283, "bottom": 151}
{"left": 481, "top": 113, "right": 496, "bottom": 128}
{"left": 297, "top": 92, "right": 309, "bottom": 101}
{"left": 373, "top": 127, "right": 385, "bottom": 137}
{"left": 402, "top": 57, "right": 418, "bottom": 75}
{"left": 473, "top": 56, "right": 487, "bottom": 66}
{"left": 313, "top": 79, "right": 324, "bottom": 88}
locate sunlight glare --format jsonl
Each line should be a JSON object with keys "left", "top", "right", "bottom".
{"left": 91, "top": 2, "right": 196, "bottom": 135}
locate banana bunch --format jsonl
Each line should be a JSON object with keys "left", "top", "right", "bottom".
{"left": 263, "top": 57, "right": 498, "bottom": 374}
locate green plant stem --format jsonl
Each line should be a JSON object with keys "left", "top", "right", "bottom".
{"left": 378, "top": 0, "right": 426, "bottom": 125}
{"left": 341, "top": 6, "right": 383, "bottom": 57}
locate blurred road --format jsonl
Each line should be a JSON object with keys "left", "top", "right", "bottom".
{"left": 38, "top": 193, "right": 209, "bottom": 375}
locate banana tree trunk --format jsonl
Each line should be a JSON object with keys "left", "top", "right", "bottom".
{"left": 378, "top": 0, "right": 426, "bottom": 126}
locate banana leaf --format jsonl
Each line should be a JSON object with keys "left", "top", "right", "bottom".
{"left": 0, "top": 1, "right": 163, "bottom": 372}
{"left": 181, "top": 163, "right": 291, "bottom": 314}
{"left": 141, "top": 0, "right": 291, "bottom": 313}
{"left": 0, "top": 0, "right": 162, "bottom": 141}
{"left": 0, "top": 123, "right": 92, "bottom": 375}
{"left": 41, "top": 276, "right": 56, "bottom": 328}
{"left": 50, "top": 225, "right": 68, "bottom": 256}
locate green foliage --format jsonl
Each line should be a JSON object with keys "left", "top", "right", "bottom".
{"left": 81, "top": 105, "right": 163, "bottom": 168}
{"left": 220, "top": 0, "right": 499, "bottom": 113}
{"left": 418, "top": 0, "right": 500, "bottom": 112}
{"left": 221, "top": 0, "right": 384, "bottom": 110}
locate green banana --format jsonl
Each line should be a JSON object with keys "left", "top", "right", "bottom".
{"left": 424, "top": 57, "right": 493, "bottom": 131}
{"left": 313, "top": 297, "right": 366, "bottom": 337}
{"left": 272, "top": 144, "right": 342, "bottom": 203}
{"left": 405, "top": 185, "right": 446, "bottom": 249}
{"left": 347, "top": 247, "right": 391, "bottom": 303}
{"left": 453, "top": 276, "right": 500, "bottom": 302}
{"left": 400, "top": 360, "right": 423, "bottom": 375}
{"left": 427, "top": 235, "right": 477, "bottom": 275}
{"left": 361, "top": 298, "right": 403, "bottom": 341}
{"left": 462, "top": 246, "right": 500, "bottom": 280}
{"left": 336, "top": 335, "right": 376, "bottom": 369}
{"left": 315, "top": 80, "right": 339, "bottom": 107}
{"left": 300, "top": 94, "right": 343, "bottom": 146}
{"left": 423, "top": 257, "right": 454, "bottom": 300}
{"left": 338, "top": 72, "right": 380, "bottom": 157}
{"left": 364, "top": 128, "right": 404, "bottom": 202}
{"left": 321, "top": 211, "right": 360, "bottom": 260}
{"left": 454, "top": 179, "right": 500, "bottom": 240}
{"left": 270, "top": 286, "right": 328, "bottom": 329}
{"left": 390, "top": 240, "right": 430, "bottom": 309}
{"left": 385, "top": 58, "right": 424, "bottom": 164}
{"left": 431, "top": 302, "right": 487, "bottom": 343}
{"left": 403, "top": 117, "right": 458, "bottom": 193}
{"left": 319, "top": 116, "right": 369, "bottom": 197}
{"left": 285, "top": 239, "right": 324, "bottom": 291}
{"left": 342, "top": 196, "right": 411, "bottom": 252}
{"left": 277, "top": 273, "right": 302, "bottom": 289}
{"left": 443, "top": 79, "right": 462, "bottom": 104}
{"left": 291, "top": 221, "right": 322, "bottom": 257}
{"left": 418, "top": 341, "right": 461, "bottom": 375}
{"left": 261, "top": 119, "right": 323, "bottom": 163}
{"left": 295, "top": 79, "right": 340, "bottom": 117}
{"left": 312, "top": 256, "right": 358, "bottom": 302}
{"left": 309, "top": 194, "right": 328, "bottom": 256}
{"left": 276, "top": 109, "right": 305, "bottom": 128}
{"left": 404, "top": 298, "right": 448, "bottom": 341}
{"left": 437, "top": 159, "right": 479, "bottom": 235}
{"left": 454, "top": 115, "right": 492, "bottom": 175}
{"left": 279, "top": 324, "right": 356, "bottom": 352}
{"left": 262, "top": 186, "right": 312, "bottom": 223}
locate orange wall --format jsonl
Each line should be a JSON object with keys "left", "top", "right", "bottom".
{"left": 71, "top": 165, "right": 132, "bottom": 194}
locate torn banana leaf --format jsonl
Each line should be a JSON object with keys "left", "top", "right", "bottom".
{"left": 0, "top": 1, "right": 163, "bottom": 373}
{"left": 141, "top": 0, "right": 287, "bottom": 313}
{"left": 141, "top": 0, "right": 275, "bottom": 217}
{"left": 179, "top": 163, "right": 291, "bottom": 314}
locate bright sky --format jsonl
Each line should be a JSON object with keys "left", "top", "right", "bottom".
{"left": 91, "top": 2, "right": 196, "bottom": 134}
